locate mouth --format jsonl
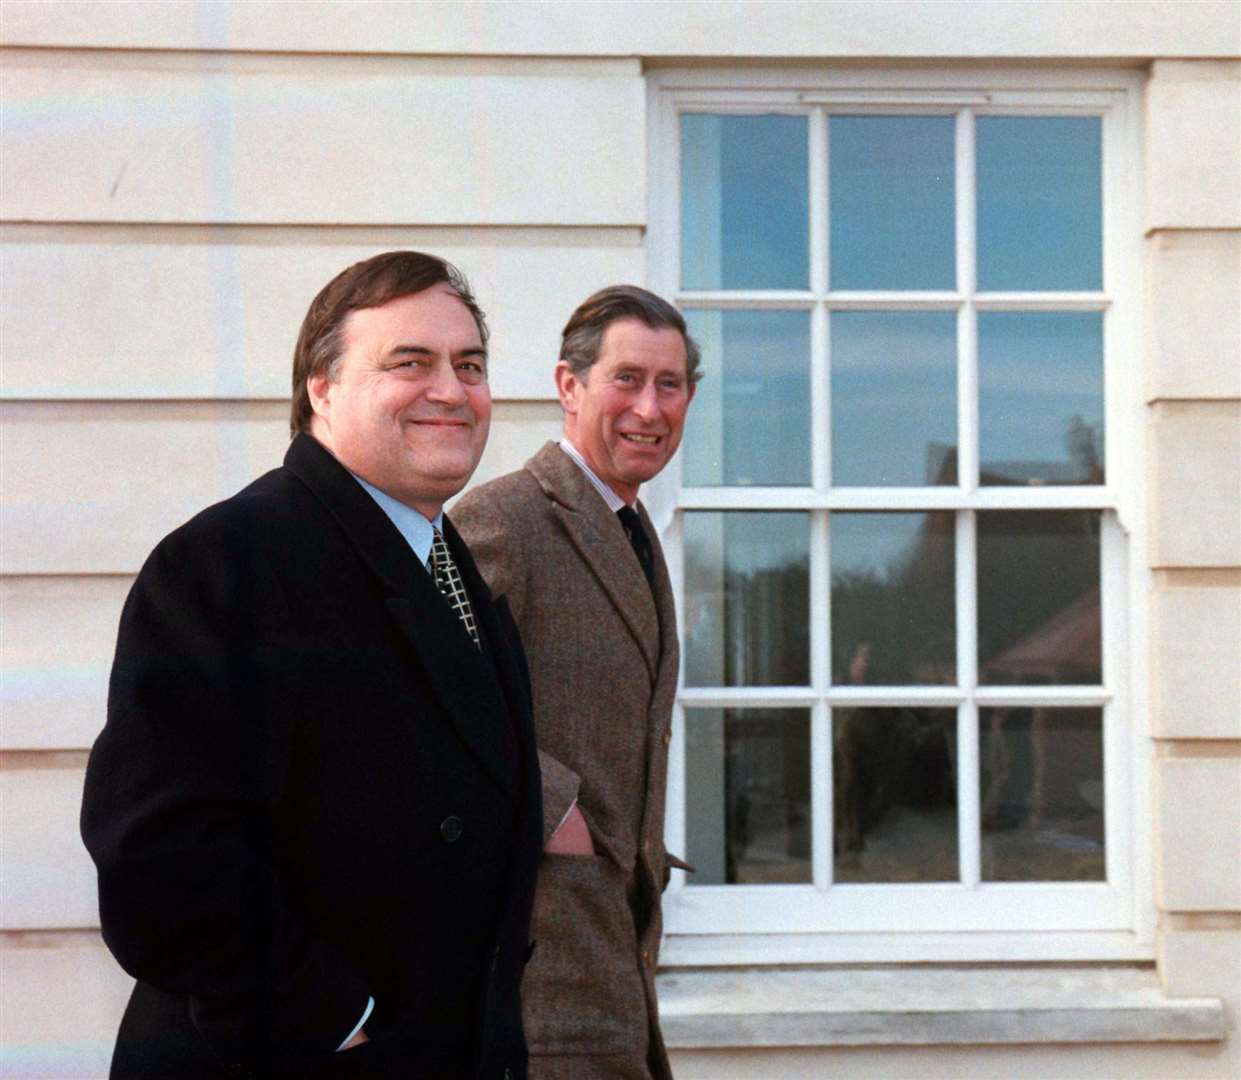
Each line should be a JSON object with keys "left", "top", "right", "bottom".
{"left": 619, "top": 433, "right": 661, "bottom": 445}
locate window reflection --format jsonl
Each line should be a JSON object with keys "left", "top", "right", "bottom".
{"left": 978, "top": 511, "right": 1101, "bottom": 685}
{"left": 976, "top": 116, "right": 1102, "bottom": 291}
{"left": 980, "top": 707, "right": 1104, "bottom": 881}
{"left": 829, "top": 115, "right": 956, "bottom": 290}
{"left": 684, "top": 512, "right": 810, "bottom": 687}
{"left": 979, "top": 312, "right": 1104, "bottom": 486}
{"left": 831, "top": 512, "right": 956, "bottom": 685}
{"left": 681, "top": 113, "right": 809, "bottom": 290}
{"left": 686, "top": 709, "right": 811, "bottom": 885}
{"left": 833, "top": 707, "right": 958, "bottom": 882}
{"left": 683, "top": 309, "right": 811, "bottom": 487}
{"left": 831, "top": 311, "right": 958, "bottom": 486}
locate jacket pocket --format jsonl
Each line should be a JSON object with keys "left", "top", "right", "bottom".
{"left": 521, "top": 854, "right": 647, "bottom": 1056}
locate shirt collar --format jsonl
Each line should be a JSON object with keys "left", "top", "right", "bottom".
{"left": 558, "top": 437, "right": 632, "bottom": 514}
{"left": 351, "top": 473, "right": 441, "bottom": 568}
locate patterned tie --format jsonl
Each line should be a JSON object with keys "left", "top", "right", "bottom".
{"left": 617, "top": 506, "right": 655, "bottom": 588}
{"left": 430, "top": 529, "right": 480, "bottom": 648}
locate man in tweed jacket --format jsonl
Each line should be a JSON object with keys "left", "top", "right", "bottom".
{"left": 454, "top": 286, "right": 699, "bottom": 1079}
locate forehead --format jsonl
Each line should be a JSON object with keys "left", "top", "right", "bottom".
{"left": 342, "top": 283, "right": 483, "bottom": 351}
{"left": 596, "top": 317, "right": 688, "bottom": 377}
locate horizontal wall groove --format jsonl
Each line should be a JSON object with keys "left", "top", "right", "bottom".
{"left": 1151, "top": 568, "right": 1241, "bottom": 587}
{"left": 1154, "top": 740, "right": 1241, "bottom": 758}
{"left": 0, "top": 929, "right": 103, "bottom": 948}
{"left": 0, "top": 750, "right": 90, "bottom": 770}
{"left": 0, "top": 46, "right": 642, "bottom": 78}
{"left": 0, "top": 223, "right": 645, "bottom": 246}
{"left": 1158, "top": 912, "right": 1241, "bottom": 931}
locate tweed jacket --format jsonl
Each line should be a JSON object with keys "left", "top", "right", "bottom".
{"left": 454, "top": 442, "right": 683, "bottom": 1080}
{"left": 82, "top": 433, "right": 542, "bottom": 1080}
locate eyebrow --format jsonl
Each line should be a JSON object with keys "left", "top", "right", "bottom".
{"left": 387, "top": 344, "right": 488, "bottom": 361}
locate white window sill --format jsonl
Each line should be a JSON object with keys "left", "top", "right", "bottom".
{"left": 657, "top": 965, "right": 1225, "bottom": 1049}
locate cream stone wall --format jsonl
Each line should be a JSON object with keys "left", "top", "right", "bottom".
{"left": 3, "top": 4, "right": 1241, "bottom": 1078}
{"left": 1144, "top": 56, "right": 1241, "bottom": 1080}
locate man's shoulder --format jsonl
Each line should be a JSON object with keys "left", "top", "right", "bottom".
{"left": 147, "top": 464, "right": 313, "bottom": 565}
{"left": 454, "top": 457, "right": 551, "bottom": 526}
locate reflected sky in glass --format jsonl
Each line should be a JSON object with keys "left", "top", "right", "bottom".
{"left": 977, "top": 511, "right": 1101, "bottom": 685}
{"left": 829, "top": 115, "right": 955, "bottom": 290}
{"left": 834, "top": 707, "right": 958, "bottom": 882}
{"left": 682, "top": 113, "right": 808, "bottom": 290}
{"left": 686, "top": 708, "right": 812, "bottom": 885}
{"left": 683, "top": 309, "right": 811, "bottom": 487}
{"left": 831, "top": 310, "right": 958, "bottom": 487}
{"left": 830, "top": 512, "right": 956, "bottom": 686}
{"left": 979, "top": 312, "right": 1104, "bottom": 486}
{"left": 684, "top": 511, "right": 810, "bottom": 687}
{"left": 977, "top": 116, "right": 1102, "bottom": 291}
{"left": 980, "top": 706, "right": 1104, "bottom": 881}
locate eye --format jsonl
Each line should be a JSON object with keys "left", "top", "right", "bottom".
{"left": 456, "top": 360, "right": 487, "bottom": 383}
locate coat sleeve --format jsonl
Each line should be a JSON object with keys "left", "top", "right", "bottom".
{"left": 80, "top": 522, "right": 370, "bottom": 1066}
{"left": 453, "top": 487, "right": 582, "bottom": 844}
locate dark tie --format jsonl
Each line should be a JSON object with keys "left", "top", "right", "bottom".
{"left": 430, "top": 529, "right": 480, "bottom": 647}
{"left": 617, "top": 506, "right": 655, "bottom": 588}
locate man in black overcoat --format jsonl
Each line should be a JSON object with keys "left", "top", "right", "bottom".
{"left": 81, "top": 251, "right": 542, "bottom": 1080}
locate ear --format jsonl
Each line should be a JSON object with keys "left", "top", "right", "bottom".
{"left": 554, "top": 361, "right": 582, "bottom": 416}
{"left": 307, "top": 371, "right": 333, "bottom": 423}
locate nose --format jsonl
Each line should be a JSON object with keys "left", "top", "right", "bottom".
{"left": 631, "top": 382, "right": 660, "bottom": 423}
{"left": 426, "top": 360, "right": 468, "bottom": 406}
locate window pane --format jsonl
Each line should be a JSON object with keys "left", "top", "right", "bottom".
{"left": 833, "top": 707, "right": 958, "bottom": 882}
{"left": 831, "top": 512, "right": 956, "bottom": 686}
{"left": 682, "top": 309, "right": 811, "bottom": 486}
{"left": 829, "top": 115, "right": 956, "bottom": 290}
{"left": 681, "top": 113, "right": 809, "bottom": 290}
{"left": 979, "top": 312, "right": 1104, "bottom": 486}
{"left": 686, "top": 708, "right": 811, "bottom": 884}
{"left": 976, "top": 116, "right": 1102, "bottom": 291}
{"left": 684, "top": 512, "right": 810, "bottom": 687}
{"left": 831, "top": 310, "right": 958, "bottom": 486}
{"left": 980, "top": 706, "right": 1104, "bottom": 881}
{"left": 977, "top": 511, "right": 1100, "bottom": 685}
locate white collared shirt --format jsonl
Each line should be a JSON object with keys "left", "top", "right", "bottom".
{"left": 558, "top": 437, "right": 633, "bottom": 512}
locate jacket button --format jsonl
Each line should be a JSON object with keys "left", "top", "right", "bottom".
{"left": 440, "top": 815, "right": 464, "bottom": 843}
{"left": 643, "top": 948, "right": 653, "bottom": 968}
{"left": 661, "top": 727, "right": 671, "bottom": 747}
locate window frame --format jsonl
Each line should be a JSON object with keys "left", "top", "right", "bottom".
{"left": 645, "top": 65, "right": 1151, "bottom": 966}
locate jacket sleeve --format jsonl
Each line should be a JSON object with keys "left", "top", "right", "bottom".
{"left": 80, "top": 524, "right": 370, "bottom": 1066}
{"left": 453, "top": 489, "right": 582, "bottom": 844}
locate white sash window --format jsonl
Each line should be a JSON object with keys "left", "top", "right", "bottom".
{"left": 647, "top": 68, "right": 1148, "bottom": 965}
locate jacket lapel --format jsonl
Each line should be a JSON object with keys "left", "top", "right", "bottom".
{"left": 283, "top": 434, "right": 517, "bottom": 802}
{"left": 526, "top": 443, "right": 660, "bottom": 682}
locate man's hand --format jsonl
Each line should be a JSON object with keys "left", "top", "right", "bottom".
{"left": 544, "top": 802, "right": 594, "bottom": 855}
{"left": 338, "top": 1029, "right": 369, "bottom": 1052}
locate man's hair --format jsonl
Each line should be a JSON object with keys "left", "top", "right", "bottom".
{"left": 290, "top": 250, "right": 488, "bottom": 435}
{"left": 559, "top": 285, "right": 701, "bottom": 386}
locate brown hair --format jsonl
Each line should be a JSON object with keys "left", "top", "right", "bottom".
{"left": 559, "top": 285, "right": 701, "bottom": 386}
{"left": 290, "top": 250, "right": 488, "bottom": 435}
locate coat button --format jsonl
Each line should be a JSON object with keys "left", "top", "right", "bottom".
{"left": 440, "top": 815, "right": 464, "bottom": 843}
{"left": 661, "top": 727, "right": 671, "bottom": 747}
{"left": 643, "top": 948, "right": 653, "bottom": 968}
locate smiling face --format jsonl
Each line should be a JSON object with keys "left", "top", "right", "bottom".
{"left": 307, "top": 283, "right": 491, "bottom": 519}
{"left": 557, "top": 317, "right": 695, "bottom": 505}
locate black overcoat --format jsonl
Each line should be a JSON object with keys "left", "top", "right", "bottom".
{"left": 81, "top": 433, "right": 542, "bottom": 1080}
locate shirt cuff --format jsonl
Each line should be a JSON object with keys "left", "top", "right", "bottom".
{"left": 336, "top": 996, "right": 374, "bottom": 1051}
